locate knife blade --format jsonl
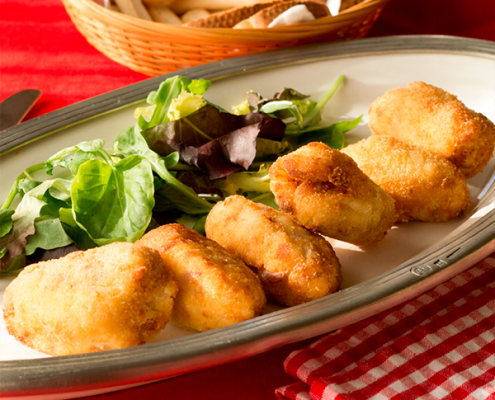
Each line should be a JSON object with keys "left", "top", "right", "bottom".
{"left": 0, "top": 89, "right": 42, "bottom": 131}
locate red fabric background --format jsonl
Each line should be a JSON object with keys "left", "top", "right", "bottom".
{"left": 0, "top": 0, "right": 494, "bottom": 399}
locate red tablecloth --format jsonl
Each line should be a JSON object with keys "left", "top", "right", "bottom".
{"left": 276, "top": 256, "right": 495, "bottom": 400}
{"left": 1, "top": 1, "right": 494, "bottom": 399}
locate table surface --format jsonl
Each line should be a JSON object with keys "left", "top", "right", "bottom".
{"left": 1, "top": 0, "right": 494, "bottom": 399}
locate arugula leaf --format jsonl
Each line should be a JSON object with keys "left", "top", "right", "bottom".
{"left": 301, "top": 75, "right": 345, "bottom": 128}
{"left": 71, "top": 155, "right": 155, "bottom": 246}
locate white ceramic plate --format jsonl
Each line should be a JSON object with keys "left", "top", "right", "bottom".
{"left": 1, "top": 35, "right": 495, "bottom": 399}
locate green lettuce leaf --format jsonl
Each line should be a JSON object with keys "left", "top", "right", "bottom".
{"left": 0, "top": 209, "right": 15, "bottom": 238}
{"left": 0, "top": 194, "right": 46, "bottom": 269}
{"left": 113, "top": 125, "right": 213, "bottom": 214}
{"left": 71, "top": 155, "right": 155, "bottom": 245}
{"left": 139, "top": 76, "right": 211, "bottom": 130}
{"left": 24, "top": 216, "right": 73, "bottom": 256}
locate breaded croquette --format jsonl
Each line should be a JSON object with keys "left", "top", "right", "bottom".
{"left": 2, "top": 242, "right": 178, "bottom": 356}
{"left": 269, "top": 142, "right": 396, "bottom": 246}
{"left": 137, "top": 224, "right": 266, "bottom": 332}
{"left": 205, "top": 195, "right": 342, "bottom": 307}
{"left": 342, "top": 136, "right": 470, "bottom": 223}
{"left": 368, "top": 81, "right": 495, "bottom": 179}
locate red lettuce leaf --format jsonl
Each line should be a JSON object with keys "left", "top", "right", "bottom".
{"left": 175, "top": 171, "right": 223, "bottom": 196}
{"left": 142, "top": 105, "right": 285, "bottom": 180}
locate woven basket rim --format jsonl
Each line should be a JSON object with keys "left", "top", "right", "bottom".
{"left": 62, "top": 0, "right": 388, "bottom": 75}
{"left": 65, "top": 0, "right": 389, "bottom": 40}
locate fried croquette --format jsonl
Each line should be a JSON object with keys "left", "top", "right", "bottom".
{"left": 368, "top": 81, "right": 495, "bottom": 179}
{"left": 2, "top": 242, "right": 178, "bottom": 356}
{"left": 205, "top": 195, "right": 342, "bottom": 307}
{"left": 269, "top": 142, "right": 396, "bottom": 246}
{"left": 342, "top": 136, "right": 470, "bottom": 223}
{"left": 137, "top": 224, "right": 266, "bottom": 332}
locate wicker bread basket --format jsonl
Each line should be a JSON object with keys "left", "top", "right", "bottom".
{"left": 62, "top": 0, "right": 389, "bottom": 76}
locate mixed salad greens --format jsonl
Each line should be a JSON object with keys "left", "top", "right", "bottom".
{"left": 0, "top": 74, "right": 361, "bottom": 276}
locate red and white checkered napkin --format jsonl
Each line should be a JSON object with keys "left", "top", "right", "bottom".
{"left": 276, "top": 254, "right": 495, "bottom": 400}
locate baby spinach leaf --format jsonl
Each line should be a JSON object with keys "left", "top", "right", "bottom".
{"left": 71, "top": 155, "right": 154, "bottom": 245}
{"left": 69, "top": 150, "right": 96, "bottom": 175}
{"left": 24, "top": 216, "right": 73, "bottom": 256}
{"left": 47, "top": 178, "right": 72, "bottom": 202}
{"left": 45, "top": 139, "right": 106, "bottom": 175}
{"left": 59, "top": 208, "right": 97, "bottom": 250}
{"left": 0, "top": 209, "right": 15, "bottom": 237}
{"left": 154, "top": 180, "right": 211, "bottom": 214}
{"left": 153, "top": 171, "right": 221, "bottom": 214}
{"left": 76, "top": 139, "right": 106, "bottom": 152}
{"left": 18, "top": 179, "right": 41, "bottom": 195}
{"left": 27, "top": 179, "right": 72, "bottom": 202}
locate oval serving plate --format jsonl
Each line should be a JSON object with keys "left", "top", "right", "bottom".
{"left": 1, "top": 35, "right": 495, "bottom": 399}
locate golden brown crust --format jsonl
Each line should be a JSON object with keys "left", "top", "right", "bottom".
{"left": 342, "top": 135, "right": 470, "bottom": 223}
{"left": 2, "top": 242, "right": 178, "bottom": 356}
{"left": 137, "top": 224, "right": 266, "bottom": 331}
{"left": 205, "top": 195, "right": 342, "bottom": 306}
{"left": 185, "top": 0, "right": 289, "bottom": 27}
{"left": 269, "top": 142, "right": 396, "bottom": 246}
{"left": 185, "top": 0, "right": 329, "bottom": 28}
{"left": 236, "top": 0, "right": 330, "bottom": 29}
{"left": 368, "top": 81, "right": 495, "bottom": 179}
